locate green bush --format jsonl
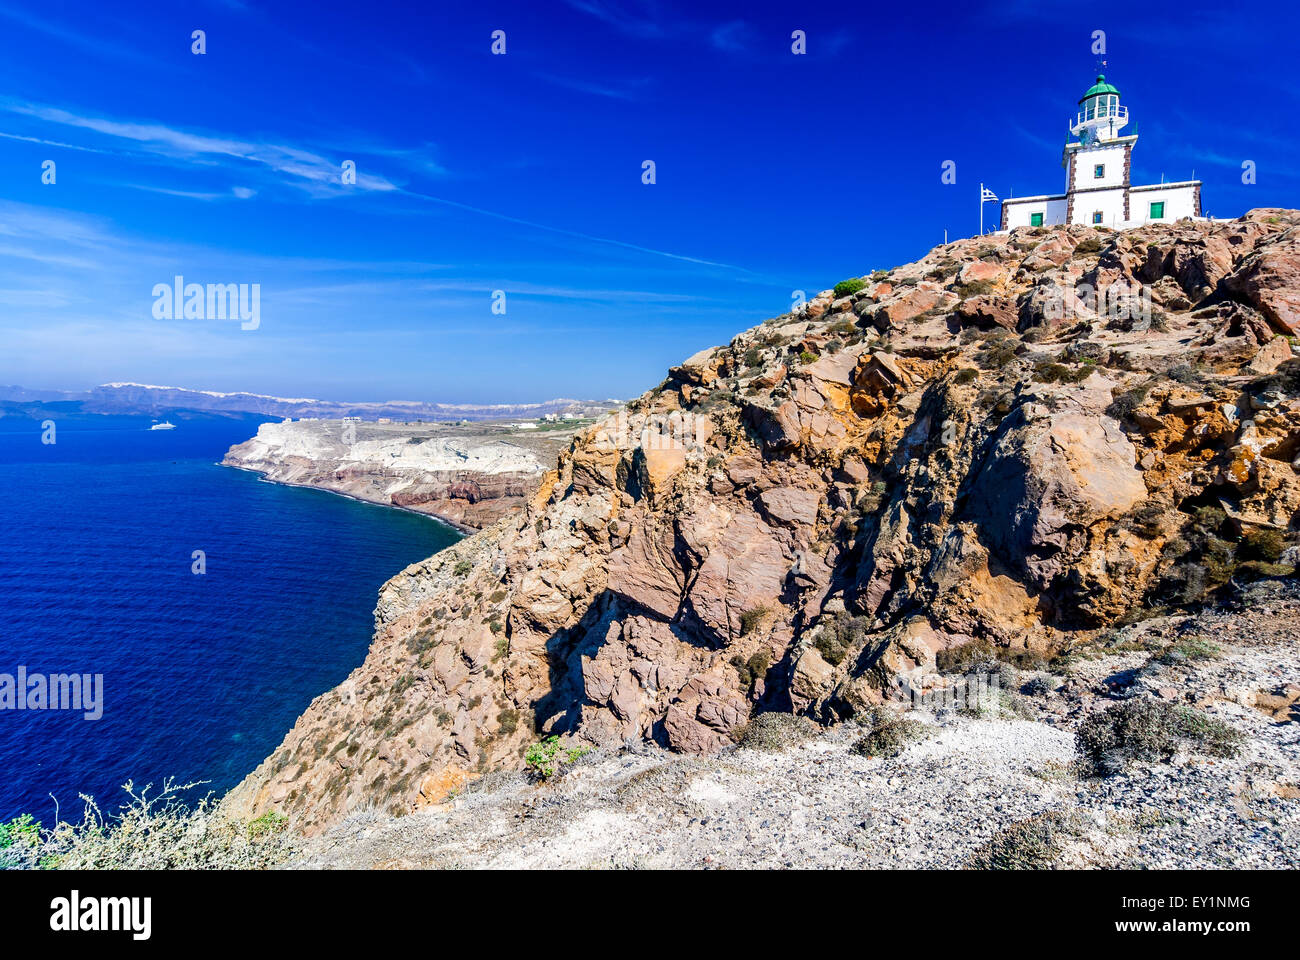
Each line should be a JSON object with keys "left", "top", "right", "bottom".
{"left": 1106, "top": 383, "right": 1150, "bottom": 420}
{"left": 935, "top": 638, "right": 1055, "bottom": 676}
{"left": 814, "top": 614, "right": 871, "bottom": 666}
{"left": 523, "top": 736, "right": 591, "bottom": 780}
{"left": 1235, "top": 560, "right": 1296, "bottom": 580}
{"left": 452, "top": 560, "right": 472, "bottom": 577}
{"left": 246, "top": 811, "right": 288, "bottom": 840}
{"left": 978, "top": 337, "right": 1019, "bottom": 370}
{"left": 739, "top": 605, "right": 770, "bottom": 636}
{"left": 1156, "top": 637, "right": 1221, "bottom": 665}
{"left": 737, "top": 712, "right": 817, "bottom": 751}
{"left": 497, "top": 708, "right": 519, "bottom": 736}
{"left": 1032, "top": 361, "right": 1093, "bottom": 384}
{"left": 1193, "top": 505, "right": 1227, "bottom": 534}
{"left": 0, "top": 814, "right": 42, "bottom": 869}
{"left": 730, "top": 649, "right": 771, "bottom": 689}
{"left": 1124, "top": 501, "right": 1166, "bottom": 539}
{"left": 1075, "top": 698, "right": 1243, "bottom": 776}
{"left": 1240, "top": 529, "right": 1286, "bottom": 563}
{"left": 524, "top": 736, "right": 562, "bottom": 779}
{"left": 966, "top": 811, "right": 1083, "bottom": 869}
{"left": 833, "top": 277, "right": 866, "bottom": 298}
{"left": 851, "top": 706, "right": 928, "bottom": 758}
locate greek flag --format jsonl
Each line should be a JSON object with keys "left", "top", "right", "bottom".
{"left": 981, "top": 187, "right": 999, "bottom": 203}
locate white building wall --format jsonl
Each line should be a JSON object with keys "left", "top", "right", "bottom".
{"left": 1072, "top": 188, "right": 1127, "bottom": 227}
{"left": 1129, "top": 183, "right": 1198, "bottom": 224}
{"left": 1069, "top": 142, "right": 1128, "bottom": 193}
{"left": 1003, "top": 196, "right": 1068, "bottom": 229}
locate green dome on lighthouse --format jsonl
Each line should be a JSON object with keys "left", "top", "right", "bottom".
{"left": 1079, "top": 74, "right": 1120, "bottom": 103}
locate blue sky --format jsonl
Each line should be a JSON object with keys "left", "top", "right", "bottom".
{"left": 1, "top": 0, "right": 1296, "bottom": 403}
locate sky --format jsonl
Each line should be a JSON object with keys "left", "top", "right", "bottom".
{"left": 0, "top": 0, "right": 1297, "bottom": 403}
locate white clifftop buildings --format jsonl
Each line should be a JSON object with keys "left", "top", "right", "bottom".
{"left": 1001, "top": 74, "right": 1201, "bottom": 231}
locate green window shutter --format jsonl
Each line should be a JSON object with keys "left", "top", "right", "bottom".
{"left": 1150, "top": 201, "right": 1165, "bottom": 219}
{"left": 1030, "top": 212, "right": 1044, "bottom": 227}
{"left": 1094, "top": 164, "right": 1105, "bottom": 178}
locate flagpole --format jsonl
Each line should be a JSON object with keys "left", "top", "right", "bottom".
{"left": 979, "top": 182, "right": 984, "bottom": 236}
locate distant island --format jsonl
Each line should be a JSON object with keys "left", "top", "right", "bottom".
{"left": 0, "top": 381, "right": 618, "bottom": 423}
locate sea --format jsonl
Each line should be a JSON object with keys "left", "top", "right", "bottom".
{"left": 0, "top": 413, "right": 460, "bottom": 824}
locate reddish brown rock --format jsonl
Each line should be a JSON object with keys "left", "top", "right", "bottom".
{"left": 751, "top": 363, "right": 787, "bottom": 389}
{"left": 954, "top": 294, "right": 1018, "bottom": 330}
{"left": 756, "top": 486, "right": 821, "bottom": 528}
{"left": 1247, "top": 337, "right": 1294, "bottom": 375}
{"left": 1225, "top": 234, "right": 1300, "bottom": 335}
{"left": 663, "top": 674, "right": 749, "bottom": 753}
{"left": 959, "top": 259, "right": 1003, "bottom": 284}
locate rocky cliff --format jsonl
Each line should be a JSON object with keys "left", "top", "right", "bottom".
{"left": 226, "top": 210, "right": 1300, "bottom": 832}
{"left": 223, "top": 418, "right": 588, "bottom": 530}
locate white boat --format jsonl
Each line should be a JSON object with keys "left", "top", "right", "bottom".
{"left": 149, "top": 420, "right": 176, "bottom": 431}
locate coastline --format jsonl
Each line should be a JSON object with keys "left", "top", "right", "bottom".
{"left": 221, "top": 461, "right": 476, "bottom": 536}
{"left": 218, "top": 416, "right": 590, "bottom": 534}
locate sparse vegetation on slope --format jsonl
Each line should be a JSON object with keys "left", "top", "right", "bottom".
{"left": 5, "top": 780, "right": 297, "bottom": 870}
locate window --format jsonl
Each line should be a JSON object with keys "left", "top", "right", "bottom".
{"left": 1092, "top": 211, "right": 1103, "bottom": 224}
{"left": 1030, "top": 212, "right": 1044, "bottom": 227}
{"left": 1094, "top": 164, "right": 1105, "bottom": 179}
{"left": 1149, "top": 201, "right": 1165, "bottom": 220}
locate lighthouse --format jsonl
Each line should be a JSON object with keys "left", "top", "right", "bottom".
{"left": 1000, "top": 74, "right": 1202, "bottom": 230}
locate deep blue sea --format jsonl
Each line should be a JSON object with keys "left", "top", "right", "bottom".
{"left": 0, "top": 413, "right": 460, "bottom": 824}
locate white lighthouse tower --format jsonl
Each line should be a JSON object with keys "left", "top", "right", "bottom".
{"left": 1000, "top": 74, "right": 1202, "bottom": 231}
{"left": 1071, "top": 74, "right": 1129, "bottom": 143}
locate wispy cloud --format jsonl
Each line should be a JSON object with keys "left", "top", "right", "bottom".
{"left": 400, "top": 187, "right": 755, "bottom": 273}
{"left": 0, "top": 131, "right": 118, "bottom": 154}
{"left": 0, "top": 99, "right": 400, "bottom": 196}
{"left": 1180, "top": 149, "right": 1300, "bottom": 182}
{"left": 112, "top": 182, "right": 258, "bottom": 202}
{"left": 1, "top": 94, "right": 757, "bottom": 276}
{"left": 0, "top": 4, "right": 150, "bottom": 65}
{"left": 710, "top": 21, "right": 754, "bottom": 53}
{"left": 562, "top": 0, "right": 668, "bottom": 40}
{"left": 1011, "top": 123, "right": 1061, "bottom": 153}
{"left": 536, "top": 72, "right": 648, "bottom": 101}
{"left": 337, "top": 139, "right": 449, "bottom": 178}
